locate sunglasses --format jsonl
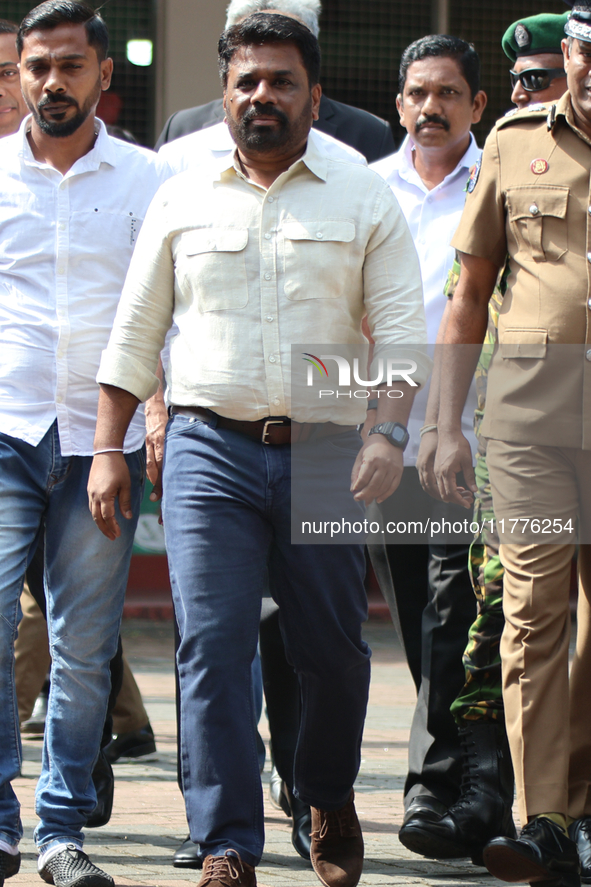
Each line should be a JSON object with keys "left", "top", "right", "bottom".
{"left": 509, "top": 67, "right": 565, "bottom": 92}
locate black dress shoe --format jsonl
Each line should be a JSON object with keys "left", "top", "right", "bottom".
{"left": 173, "top": 836, "right": 203, "bottom": 869}
{"left": 0, "top": 849, "right": 20, "bottom": 887}
{"left": 104, "top": 722, "right": 157, "bottom": 764}
{"left": 399, "top": 796, "right": 448, "bottom": 856}
{"left": 569, "top": 817, "right": 591, "bottom": 884}
{"left": 403, "top": 796, "right": 448, "bottom": 826}
{"left": 281, "top": 784, "right": 312, "bottom": 861}
{"left": 86, "top": 749, "right": 114, "bottom": 828}
{"left": 269, "top": 765, "right": 291, "bottom": 816}
{"left": 484, "top": 816, "right": 581, "bottom": 886}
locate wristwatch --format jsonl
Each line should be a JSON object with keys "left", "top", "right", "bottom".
{"left": 368, "top": 422, "right": 409, "bottom": 451}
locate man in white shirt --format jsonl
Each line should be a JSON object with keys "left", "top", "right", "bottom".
{"left": 0, "top": 5, "right": 169, "bottom": 887}
{"left": 88, "top": 14, "right": 428, "bottom": 887}
{"left": 368, "top": 35, "right": 501, "bottom": 858}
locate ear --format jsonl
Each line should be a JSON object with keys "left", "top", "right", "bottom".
{"left": 471, "top": 89, "right": 487, "bottom": 124}
{"left": 311, "top": 82, "right": 322, "bottom": 121}
{"left": 562, "top": 37, "right": 571, "bottom": 71}
{"left": 396, "top": 93, "right": 406, "bottom": 129}
{"left": 100, "top": 57, "right": 113, "bottom": 91}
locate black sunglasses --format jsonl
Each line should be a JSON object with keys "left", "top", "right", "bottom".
{"left": 509, "top": 67, "right": 566, "bottom": 92}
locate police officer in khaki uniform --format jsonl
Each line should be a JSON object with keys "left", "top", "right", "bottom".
{"left": 433, "top": 3, "right": 591, "bottom": 884}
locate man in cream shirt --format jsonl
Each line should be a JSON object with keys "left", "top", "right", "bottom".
{"left": 89, "top": 14, "right": 427, "bottom": 887}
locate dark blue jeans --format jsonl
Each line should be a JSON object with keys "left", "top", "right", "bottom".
{"left": 162, "top": 414, "right": 371, "bottom": 866}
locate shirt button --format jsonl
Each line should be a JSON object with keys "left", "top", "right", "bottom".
{"left": 316, "top": 231, "right": 324, "bottom": 239}
{"left": 58, "top": 266, "right": 65, "bottom": 274}
{"left": 530, "top": 204, "right": 539, "bottom": 215}
{"left": 587, "top": 253, "right": 591, "bottom": 263}
{"left": 266, "top": 315, "right": 274, "bottom": 322}
{"left": 267, "top": 196, "right": 274, "bottom": 203}
{"left": 264, "top": 272, "right": 271, "bottom": 280}
{"left": 56, "top": 394, "right": 63, "bottom": 403}
{"left": 588, "top": 299, "right": 591, "bottom": 309}
{"left": 58, "top": 222, "right": 66, "bottom": 231}
{"left": 269, "top": 355, "right": 276, "bottom": 363}
{"left": 264, "top": 232, "right": 271, "bottom": 240}
{"left": 273, "top": 397, "right": 280, "bottom": 405}
{"left": 587, "top": 349, "right": 591, "bottom": 361}
{"left": 588, "top": 206, "right": 591, "bottom": 215}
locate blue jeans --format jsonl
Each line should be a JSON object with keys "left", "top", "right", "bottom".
{"left": 0, "top": 423, "right": 143, "bottom": 851}
{"left": 162, "top": 414, "right": 371, "bottom": 866}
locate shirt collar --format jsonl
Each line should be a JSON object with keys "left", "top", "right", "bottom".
{"left": 212, "top": 125, "right": 328, "bottom": 184}
{"left": 554, "top": 91, "right": 591, "bottom": 147}
{"left": 18, "top": 115, "right": 117, "bottom": 172}
{"left": 396, "top": 131, "right": 480, "bottom": 186}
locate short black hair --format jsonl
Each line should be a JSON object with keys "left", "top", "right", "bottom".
{"left": 17, "top": 1, "right": 109, "bottom": 60}
{"left": 399, "top": 34, "right": 480, "bottom": 100}
{"left": 0, "top": 19, "right": 18, "bottom": 35}
{"left": 218, "top": 12, "right": 321, "bottom": 88}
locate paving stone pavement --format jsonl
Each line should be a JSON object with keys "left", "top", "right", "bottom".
{"left": 12, "top": 618, "right": 507, "bottom": 887}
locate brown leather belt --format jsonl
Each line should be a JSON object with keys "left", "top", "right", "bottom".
{"left": 170, "top": 406, "right": 356, "bottom": 445}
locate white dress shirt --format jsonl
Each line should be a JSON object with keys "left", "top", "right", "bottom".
{"left": 0, "top": 117, "right": 171, "bottom": 455}
{"left": 99, "top": 132, "right": 428, "bottom": 426}
{"left": 158, "top": 120, "right": 367, "bottom": 173}
{"left": 371, "top": 134, "right": 481, "bottom": 464}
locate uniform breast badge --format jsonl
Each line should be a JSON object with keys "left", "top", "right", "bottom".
{"left": 466, "top": 157, "right": 482, "bottom": 193}
{"left": 530, "top": 158, "right": 549, "bottom": 175}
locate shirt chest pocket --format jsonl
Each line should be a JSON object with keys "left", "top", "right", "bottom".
{"left": 506, "top": 186, "right": 568, "bottom": 263}
{"left": 281, "top": 220, "right": 356, "bottom": 300}
{"left": 177, "top": 227, "right": 249, "bottom": 312}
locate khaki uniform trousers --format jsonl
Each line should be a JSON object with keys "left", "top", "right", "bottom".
{"left": 487, "top": 439, "right": 591, "bottom": 825}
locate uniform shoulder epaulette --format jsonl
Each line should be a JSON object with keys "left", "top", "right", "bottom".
{"left": 496, "top": 103, "right": 550, "bottom": 130}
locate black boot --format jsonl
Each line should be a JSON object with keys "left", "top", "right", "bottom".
{"left": 399, "top": 721, "right": 516, "bottom": 865}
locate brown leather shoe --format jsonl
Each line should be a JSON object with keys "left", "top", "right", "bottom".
{"left": 197, "top": 851, "right": 256, "bottom": 887}
{"left": 310, "top": 791, "right": 364, "bottom": 887}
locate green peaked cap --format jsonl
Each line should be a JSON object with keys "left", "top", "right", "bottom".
{"left": 502, "top": 12, "right": 570, "bottom": 62}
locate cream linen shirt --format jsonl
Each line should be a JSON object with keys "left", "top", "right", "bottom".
{"left": 98, "top": 131, "right": 428, "bottom": 425}
{"left": 0, "top": 116, "right": 171, "bottom": 455}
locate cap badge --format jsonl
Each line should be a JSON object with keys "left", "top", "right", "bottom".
{"left": 530, "top": 158, "right": 549, "bottom": 175}
{"left": 514, "top": 23, "right": 531, "bottom": 49}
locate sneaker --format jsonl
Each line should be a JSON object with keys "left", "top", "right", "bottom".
{"left": 104, "top": 723, "right": 157, "bottom": 764}
{"left": 38, "top": 844, "right": 114, "bottom": 887}
{"left": 197, "top": 851, "right": 256, "bottom": 887}
{"left": 0, "top": 849, "right": 20, "bottom": 887}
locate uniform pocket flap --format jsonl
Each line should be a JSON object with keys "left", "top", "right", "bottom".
{"left": 500, "top": 328, "right": 548, "bottom": 358}
{"left": 282, "top": 220, "right": 356, "bottom": 242}
{"left": 506, "top": 186, "right": 568, "bottom": 221}
{"left": 182, "top": 227, "right": 249, "bottom": 255}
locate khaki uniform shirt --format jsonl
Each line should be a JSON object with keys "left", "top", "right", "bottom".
{"left": 452, "top": 92, "right": 591, "bottom": 449}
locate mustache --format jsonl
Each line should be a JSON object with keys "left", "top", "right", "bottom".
{"left": 242, "top": 103, "right": 288, "bottom": 126}
{"left": 38, "top": 92, "right": 78, "bottom": 110}
{"left": 415, "top": 113, "right": 450, "bottom": 132}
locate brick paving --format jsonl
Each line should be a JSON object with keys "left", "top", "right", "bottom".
{"left": 12, "top": 618, "right": 505, "bottom": 887}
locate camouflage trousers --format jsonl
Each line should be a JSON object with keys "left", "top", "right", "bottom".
{"left": 450, "top": 448, "right": 505, "bottom": 723}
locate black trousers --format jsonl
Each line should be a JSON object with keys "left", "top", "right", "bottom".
{"left": 371, "top": 468, "right": 476, "bottom": 809}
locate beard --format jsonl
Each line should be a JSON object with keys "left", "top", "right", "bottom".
{"left": 227, "top": 97, "right": 313, "bottom": 154}
{"left": 27, "top": 79, "right": 101, "bottom": 138}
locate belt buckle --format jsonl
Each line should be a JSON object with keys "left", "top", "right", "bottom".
{"left": 262, "top": 419, "right": 285, "bottom": 444}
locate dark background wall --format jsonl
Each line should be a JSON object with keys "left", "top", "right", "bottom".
{"left": 319, "top": 0, "right": 567, "bottom": 147}
{"left": 2, "top": 0, "right": 568, "bottom": 147}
